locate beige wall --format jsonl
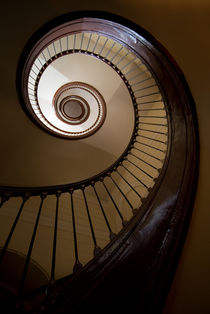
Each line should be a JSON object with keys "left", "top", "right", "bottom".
{"left": 1, "top": 0, "right": 210, "bottom": 312}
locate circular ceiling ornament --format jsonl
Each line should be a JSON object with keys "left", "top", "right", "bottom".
{"left": 52, "top": 81, "right": 105, "bottom": 137}
{"left": 28, "top": 53, "right": 108, "bottom": 139}
{"left": 53, "top": 83, "right": 91, "bottom": 125}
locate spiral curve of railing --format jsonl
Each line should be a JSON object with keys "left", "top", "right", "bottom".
{"left": 0, "top": 12, "right": 198, "bottom": 314}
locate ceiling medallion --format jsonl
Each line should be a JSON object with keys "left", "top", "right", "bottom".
{"left": 53, "top": 82, "right": 106, "bottom": 134}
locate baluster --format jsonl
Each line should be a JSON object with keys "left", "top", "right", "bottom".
{"left": 139, "top": 115, "right": 166, "bottom": 119}
{"left": 41, "top": 52, "right": 47, "bottom": 63}
{"left": 134, "top": 83, "right": 157, "bottom": 93}
{"left": 82, "top": 186, "right": 101, "bottom": 256}
{"left": 33, "top": 62, "right": 41, "bottom": 72}
{"left": 47, "top": 46, "right": 52, "bottom": 58}
{"left": 132, "top": 144, "right": 163, "bottom": 162}
{"left": 110, "top": 46, "right": 123, "bottom": 62}
{"left": 86, "top": 33, "right": 92, "bottom": 51}
{"left": 125, "top": 156, "right": 156, "bottom": 178}
{"left": 104, "top": 42, "right": 116, "bottom": 59}
{"left": 121, "top": 163, "right": 149, "bottom": 189}
{"left": 102, "top": 179, "right": 127, "bottom": 227}
{"left": 139, "top": 121, "right": 167, "bottom": 127}
{"left": 91, "top": 183, "right": 116, "bottom": 240}
{"left": 18, "top": 192, "right": 47, "bottom": 296}
{"left": 52, "top": 42, "right": 56, "bottom": 55}
{"left": 0, "top": 193, "right": 30, "bottom": 264}
{"left": 66, "top": 35, "right": 69, "bottom": 51}
{"left": 137, "top": 99, "right": 163, "bottom": 105}
{"left": 138, "top": 127, "right": 166, "bottom": 135}
{"left": 59, "top": 39, "right": 62, "bottom": 53}
{"left": 136, "top": 135, "right": 167, "bottom": 151}
{"left": 99, "top": 37, "right": 109, "bottom": 55}
{"left": 124, "top": 63, "right": 142, "bottom": 76}
{"left": 109, "top": 174, "right": 134, "bottom": 212}
{"left": 138, "top": 108, "right": 164, "bottom": 112}
{"left": 29, "top": 74, "right": 36, "bottom": 82}
{"left": 30, "top": 67, "right": 38, "bottom": 77}
{"left": 92, "top": 35, "right": 100, "bottom": 53}
{"left": 115, "top": 51, "right": 130, "bottom": 66}
{"left": 120, "top": 57, "right": 136, "bottom": 71}
{"left": 128, "top": 69, "right": 148, "bottom": 81}
{"left": 136, "top": 91, "right": 161, "bottom": 99}
{"left": 79, "top": 32, "right": 84, "bottom": 51}
{"left": 69, "top": 189, "right": 82, "bottom": 273}
{"left": 50, "top": 191, "right": 61, "bottom": 284}
{"left": 115, "top": 168, "right": 142, "bottom": 200}
{"left": 130, "top": 76, "right": 152, "bottom": 87}
{"left": 129, "top": 152, "right": 159, "bottom": 172}
{"left": 73, "top": 34, "right": 76, "bottom": 51}
{"left": 37, "top": 57, "right": 44, "bottom": 67}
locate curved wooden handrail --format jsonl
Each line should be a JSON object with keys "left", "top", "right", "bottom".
{"left": 0, "top": 11, "right": 199, "bottom": 314}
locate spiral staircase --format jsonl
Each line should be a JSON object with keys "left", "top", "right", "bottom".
{"left": 0, "top": 12, "right": 198, "bottom": 314}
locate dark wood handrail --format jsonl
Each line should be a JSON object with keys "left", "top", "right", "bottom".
{"left": 0, "top": 11, "right": 199, "bottom": 314}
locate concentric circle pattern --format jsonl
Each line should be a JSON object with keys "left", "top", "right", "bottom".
{"left": 54, "top": 84, "right": 91, "bottom": 124}
{"left": 52, "top": 81, "right": 106, "bottom": 137}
